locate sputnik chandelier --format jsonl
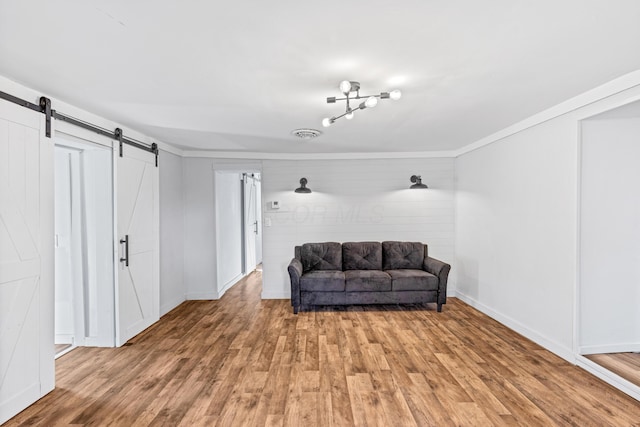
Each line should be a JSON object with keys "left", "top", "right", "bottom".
{"left": 322, "top": 80, "right": 402, "bottom": 127}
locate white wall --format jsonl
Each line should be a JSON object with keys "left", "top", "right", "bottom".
{"left": 215, "top": 172, "right": 243, "bottom": 293}
{"left": 580, "top": 117, "right": 640, "bottom": 353}
{"left": 455, "top": 82, "right": 640, "bottom": 361}
{"left": 261, "top": 158, "right": 455, "bottom": 299}
{"left": 159, "top": 150, "right": 186, "bottom": 315}
{"left": 183, "top": 158, "right": 217, "bottom": 299}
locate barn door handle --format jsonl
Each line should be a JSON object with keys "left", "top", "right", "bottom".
{"left": 120, "top": 235, "right": 129, "bottom": 266}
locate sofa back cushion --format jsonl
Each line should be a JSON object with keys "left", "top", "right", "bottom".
{"left": 382, "top": 241, "right": 424, "bottom": 270}
{"left": 301, "top": 242, "right": 342, "bottom": 272}
{"left": 343, "top": 242, "right": 382, "bottom": 270}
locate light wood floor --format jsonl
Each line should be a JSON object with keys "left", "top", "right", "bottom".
{"left": 586, "top": 352, "right": 640, "bottom": 388}
{"left": 54, "top": 343, "right": 72, "bottom": 355}
{"left": 6, "top": 272, "right": 640, "bottom": 426}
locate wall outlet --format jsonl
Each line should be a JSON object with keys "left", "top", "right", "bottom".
{"left": 264, "top": 217, "right": 272, "bottom": 227}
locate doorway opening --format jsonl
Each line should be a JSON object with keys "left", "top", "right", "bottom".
{"left": 578, "top": 99, "right": 640, "bottom": 391}
{"left": 213, "top": 169, "right": 263, "bottom": 298}
{"left": 54, "top": 135, "right": 115, "bottom": 356}
{"left": 242, "top": 173, "right": 262, "bottom": 276}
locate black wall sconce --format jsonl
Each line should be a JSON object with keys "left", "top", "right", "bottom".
{"left": 409, "top": 175, "right": 428, "bottom": 189}
{"left": 294, "top": 177, "right": 312, "bottom": 193}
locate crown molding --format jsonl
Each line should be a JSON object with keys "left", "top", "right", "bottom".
{"left": 156, "top": 141, "right": 184, "bottom": 157}
{"left": 453, "top": 69, "right": 640, "bottom": 157}
{"left": 181, "top": 150, "right": 457, "bottom": 160}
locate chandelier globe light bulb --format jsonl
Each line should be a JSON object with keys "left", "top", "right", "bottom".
{"left": 365, "top": 96, "right": 378, "bottom": 108}
{"left": 390, "top": 89, "right": 402, "bottom": 100}
{"left": 339, "top": 80, "right": 352, "bottom": 94}
{"left": 322, "top": 118, "right": 333, "bottom": 127}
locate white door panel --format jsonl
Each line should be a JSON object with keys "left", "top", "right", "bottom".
{"left": 0, "top": 102, "right": 54, "bottom": 424}
{"left": 244, "top": 175, "right": 257, "bottom": 273}
{"left": 54, "top": 149, "right": 75, "bottom": 341}
{"left": 116, "top": 145, "right": 158, "bottom": 346}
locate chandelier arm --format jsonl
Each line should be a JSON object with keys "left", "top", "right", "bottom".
{"left": 329, "top": 93, "right": 382, "bottom": 103}
{"left": 352, "top": 93, "right": 382, "bottom": 100}
{"left": 333, "top": 109, "right": 357, "bottom": 121}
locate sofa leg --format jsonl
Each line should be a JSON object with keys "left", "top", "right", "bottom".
{"left": 437, "top": 303, "right": 442, "bottom": 312}
{"left": 293, "top": 305, "right": 299, "bottom": 314}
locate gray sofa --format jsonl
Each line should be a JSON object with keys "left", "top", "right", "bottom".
{"left": 287, "top": 241, "right": 451, "bottom": 314}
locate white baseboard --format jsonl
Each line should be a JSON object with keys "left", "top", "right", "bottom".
{"left": 576, "top": 355, "right": 640, "bottom": 401}
{"left": 580, "top": 343, "right": 640, "bottom": 355}
{"left": 160, "top": 294, "right": 186, "bottom": 316}
{"left": 54, "top": 334, "right": 74, "bottom": 345}
{"left": 83, "top": 336, "right": 115, "bottom": 347}
{"left": 454, "top": 291, "right": 575, "bottom": 363}
{"left": 261, "top": 291, "right": 289, "bottom": 299}
{"left": 217, "top": 273, "right": 245, "bottom": 299}
{"left": 119, "top": 317, "right": 157, "bottom": 346}
{"left": 186, "top": 291, "right": 220, "bottom": 300}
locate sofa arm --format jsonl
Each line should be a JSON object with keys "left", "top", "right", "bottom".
{"left": 424, "top": 256, "right": 451, "bottom": 309}
{"left": 288, "top": 258, "right": 303, "bottom": 313}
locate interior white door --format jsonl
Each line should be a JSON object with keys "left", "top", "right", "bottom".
{"left": 54, "top": 148, "right": 78, "bottom": 346}
{"left": 116, "top": 144, "right": 159, "bottom": 346}
{"left": 0, "top": 102, "right": 54, "bottom": 424}
{"left": 255, "top": 177, "right": 262, "bottom": 265}
{"left": 244, "top": 175, "right": 257, "bottom": 273}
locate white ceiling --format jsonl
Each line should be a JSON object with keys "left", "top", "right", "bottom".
{"left": 1, "top": 1, "right": 640, "bottom": 153}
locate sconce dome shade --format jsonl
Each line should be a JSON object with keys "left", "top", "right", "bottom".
{"left": 410, "top": 175, "right": 428, "bottom": 189}
{"left": 295, "top": 177, "right": 312, "bottom": 193}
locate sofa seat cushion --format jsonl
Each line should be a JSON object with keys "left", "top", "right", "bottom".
{"left": 301, "top": 242, "right": 342, "bottom": 272}
{"left": 387, "top": 269, "right": 438, "bottom": 291}
{"left": 300, "top": 270, "right": 345, "bottom": 292}
{"left": 343, "top": 242, "right": 382, "bottom": 270}
{"left": 382, "top": 241, "right": 424, "bottom": 270}
{"left": 345, "top": 270, "right": 391, "bottom": 292}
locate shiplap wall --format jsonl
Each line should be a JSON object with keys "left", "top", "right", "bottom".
{"left": 261, "top": 158, "right": 455, "bottom": 299}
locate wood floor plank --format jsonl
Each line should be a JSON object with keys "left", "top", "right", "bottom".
{"left": 587, "top": 352, "right": 640, "bottom": 388}
{"left": 5, "top": 271, "right": 640, "bottom": 426}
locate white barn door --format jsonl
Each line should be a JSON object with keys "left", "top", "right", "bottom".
{"left": 0, "top": 102, "right": 54, "bottom": 424}
{"left": 116, "top": 144, "right": 159, "bottom": 346}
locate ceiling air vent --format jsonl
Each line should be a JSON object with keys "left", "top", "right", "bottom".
{"left": 291, "top": 128, "right": 322, "bottom": 140}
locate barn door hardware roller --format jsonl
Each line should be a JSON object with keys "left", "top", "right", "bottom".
{"left": 39, "top": 97, "right": 52, "bottom": 137}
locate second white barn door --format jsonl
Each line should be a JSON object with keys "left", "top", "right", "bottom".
{"left": 116, "top": 144, "right": 159, "bottom": 346}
